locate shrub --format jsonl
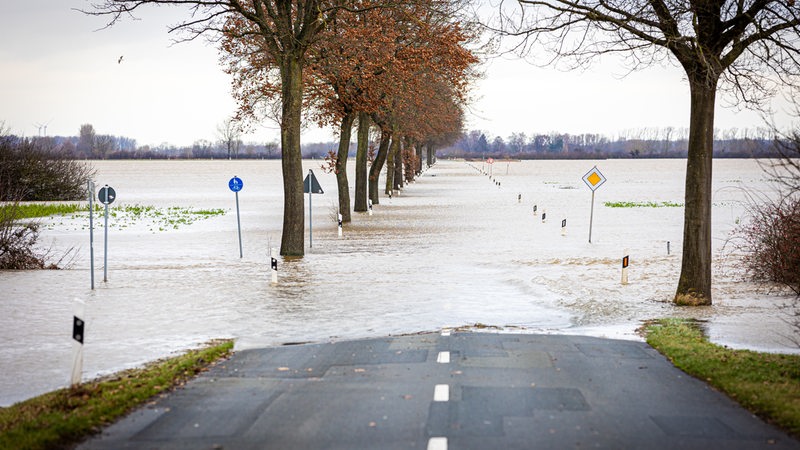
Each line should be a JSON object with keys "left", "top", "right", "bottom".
{"left": 0, "top": 202, "right": 51, "bottom": 270}
{"left": 734, "top": 196, "right": 800, "bottom": 295}
{"left": 0, "top": 135, "right": 91, "bottom": 269}
{"left": 0, "top": 138, "right": 94, "bottom": 202}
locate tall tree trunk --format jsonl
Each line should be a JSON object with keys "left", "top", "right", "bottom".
{"left": 416, "top": 144, "right": 423, "bottom": 175}
{"left": 369, "top": 129, "right": 391, "bottom": 204}
{"left": 279, "top": 55, "right": 305, "bottom": 256}
{"left": 335, "top": 111, "right": 355, "bottom": 223}
{"left": 427, "top": 146, "right": 434, "bottom": 167}
{"left": 675, "top": 77, "right": 718, "bottom": 305}
{"left": 385, "top": 135, "right": 399, "bottom": 195}
{"left": 354, "top": 112, "right": 370, "bottom": 212}
{"left": 393, "top": 139, "right": 403, "bottom": 191}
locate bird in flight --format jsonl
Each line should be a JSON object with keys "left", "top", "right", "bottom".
{"left": 118, "top": 56, "right": 124, "bottom": 64}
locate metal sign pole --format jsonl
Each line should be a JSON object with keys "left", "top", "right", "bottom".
{"left": 309, "top": 189, "right": 313, "bottom": 248}
{"left": 103, "top": 201, "right": 109, "bottom": 282}
{"left": 88, "top": 181, "right": 95, "bottom": 290}
{"left": 589, "top": 190, "right": 595, "bottom": 244}
{"left": 235, "top": 190, "right": 242, "bottom": 258}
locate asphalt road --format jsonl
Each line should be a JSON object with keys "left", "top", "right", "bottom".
{"left": 79, "top": 331, "right": 799, "bottom": 449}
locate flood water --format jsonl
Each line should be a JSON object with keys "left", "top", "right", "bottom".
{"left": 1, "top": 158, "right": 796, "bottom": 406}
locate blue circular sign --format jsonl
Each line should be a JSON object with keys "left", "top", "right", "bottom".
{"left": 228, "top": 176, "right": 243, "bottom": 192}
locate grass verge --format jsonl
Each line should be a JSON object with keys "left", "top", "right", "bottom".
{"left": 643, "top": 318, "right": 800, "bottom": 437}
{"left": 0, "top": 339, "right": 233, "bottom": 450}
{"left": 0, "top": 203, "right": 93, "bottom": 220}
{"left": 604, "top": 201, "right": 683, "bottom": 208}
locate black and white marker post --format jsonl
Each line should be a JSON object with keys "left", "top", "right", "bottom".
{"left": 270, "top": 248, "right": 278, "bottom": 284}
{"left": 229, "top": 176, "right": 244, "bottom": 258}
{"left": 561, "top": 218, "right": 567, "bottom": 236}
{"left": 621, "top": 250, "right": 630, "bottom": 285}
{"left": 541, "top": 209, "right": 547, "bottom": 223}
{"left": 368, "top": 199, "right": 373, "bottom": 216}
{"left": 98, "top": 185, "right": 116, "bottom": 282}
{"left": 338, "top": 213, "right": 343, "bottom": 237}
{"left": 71, "top": 299, "right": 85, "bottom": 386}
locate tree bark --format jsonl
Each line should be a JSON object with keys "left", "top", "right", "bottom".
{"left": 369, "top": 129, "right": 391, "bottom": 204}
{"left": 354, "top": 112, "right": 370, "bottom": 212}
{"left": 427, "top": 146, "right": 434, "bottom": 167}
{"left": 675, "top": 77, "right": 718, "bottom": 305}
{"left": 279, "top": 55, "right": 306, "bottom": 256}
{"left": 393, "top": 139, "right": 403, "bottom": 191}
{"left": 385, "top": 134, "right": 399, "bottom": 195}
{"left": 335, "top": 111, "right": 355, "bottom": 223}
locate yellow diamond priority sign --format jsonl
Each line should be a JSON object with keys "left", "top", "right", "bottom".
{"left": 582, "top": 166, "right": 606, "bottom": 191}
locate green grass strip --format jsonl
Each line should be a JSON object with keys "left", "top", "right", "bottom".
{"left": 604, "top": 201, "right": 684, "bottom": 208}
{"left": 644, "top": 318, "right": 800, "bottom": 437}
{"left": 0, "top": 339, "right": 233, "bottom": 450}
{"left": 0, "top": 203, "right": 97, "bottom": 220}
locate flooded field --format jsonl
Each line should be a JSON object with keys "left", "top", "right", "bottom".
{"left": 0, "top": 158, "right": 796, "bottom": 406}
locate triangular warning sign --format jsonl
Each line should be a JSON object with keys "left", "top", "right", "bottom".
{"left": 303, "top": 170, "right": 324, "bottom": 194}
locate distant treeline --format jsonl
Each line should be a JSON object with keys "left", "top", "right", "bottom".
{"left": 0, "top": 134, "right": 351, "bottom": 160}
{"left": 440, "top": 128, "right": 782, "bottom": 159}
{"left": 1, "top": 125, "right": 783, "bottom": 160}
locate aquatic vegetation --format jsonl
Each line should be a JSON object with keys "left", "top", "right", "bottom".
{"left": 39, "top": 204, "right": 227, "bottom": 233}
{"left": 0, "top": 203, "right": 99, "bottom": 220}
{"left": 604, "top": 201, "right": 684, "bottom": 208}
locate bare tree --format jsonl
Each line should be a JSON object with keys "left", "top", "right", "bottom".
{"left": 85, "top": 0, "right": 367, "bottom": 256}
{"left": 497, "top": 0, "right": 800, "bottom": 305}
{"left": 217, "top": 117, "right": 243, "bottom": 159}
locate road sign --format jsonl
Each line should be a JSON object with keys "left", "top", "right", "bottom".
{"left": 304, "top": 170, "right": 324, "bottom": 194}
{"left": 582, "top": 166, "right": 607, "bottom": 191}
{"left": 98, "top": 186, "right": 116, "bottom": 204}
{"left": 582, "top": 166, "right": 606, "bottom": 243}
{"left": 229, "top": 176, "right": 243, "bottom": 192}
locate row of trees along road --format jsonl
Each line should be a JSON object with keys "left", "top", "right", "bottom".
{"left": 87, "top": 0, "right": 799, "bottom": 306}
{"left": 87, "top": 0, "right": 478, "bottom": 257}
{"left": 495, "top": 0, "right": 800, "bottom": 306}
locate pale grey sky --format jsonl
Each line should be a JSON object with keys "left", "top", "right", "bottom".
{"left": 0, "top": 1, "right": 793, "bottom": 147}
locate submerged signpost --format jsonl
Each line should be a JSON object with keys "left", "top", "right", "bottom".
{"left": 88, "top": 181, "right": 95, "bottom": 290}
{"left": 304, "top": 169, "right": 324, "bottom": 248}
{"left": 582, "top": 166, "right": 606, "bottom": 243}
{"left": 98, "top": 185, "right": 116, "bottom": 282}
{"left": 229, "top": 176, "right": 244, "bottom": 258}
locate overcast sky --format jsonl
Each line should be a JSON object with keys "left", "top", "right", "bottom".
{"left": 0, "top": 0, "right": 794, "bottom": 147}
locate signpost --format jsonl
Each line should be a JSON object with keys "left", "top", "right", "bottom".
{"left": 88, "top": 181, "right": 95, "bottom": 290}
{"left": 229, "top": 176, "right": 244, "bottom": 258}
{"left": 582, "top": 166, "right": 607, "bottom": 243}
{"left": 303, "top": 170, "right": 324, "bottom": 248}
{"left": 98, "top": 185, "right": 116, "bottom": 282}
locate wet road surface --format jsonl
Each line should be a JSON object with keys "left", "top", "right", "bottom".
{"left": 80, "top": 332, "right": 799, "bottom": 450}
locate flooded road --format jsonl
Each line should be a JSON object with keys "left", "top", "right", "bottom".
{"left": 1, "top": 158, "right": 796, "bottom": 406}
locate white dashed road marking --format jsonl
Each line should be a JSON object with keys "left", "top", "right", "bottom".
{"left": 434, "top": 384, "right": 449, "bottom": 402}
{"left": 428, "top": 437, "right": 448, "bottom": 450}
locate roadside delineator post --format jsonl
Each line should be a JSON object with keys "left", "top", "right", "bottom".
{"left": 71, "top": 299, "right": 85, "bottom": 386}
{"left": 368, "top": 199, "right": 373, "bottom": 216}
{"left": 541, "top": 209, "right": 547, "bottom": 223}
{"left": 338, "top": 213, "right": 343, "bottom": 237}
{"left": 621, "top": 250, "right": 630, "bottom": 285}
{"left": 270, "top": 248, "right": 278, "bottom": 284}
{"left": 561, "top": 218, "right": 567, "bottom": 236}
